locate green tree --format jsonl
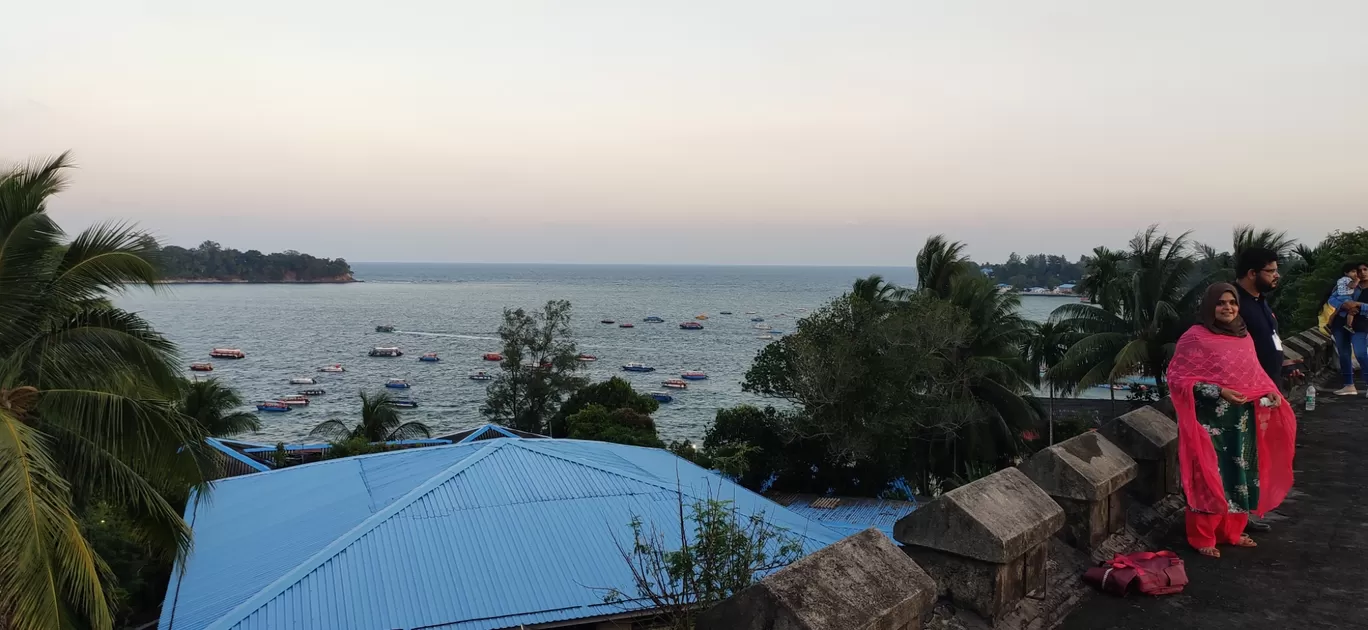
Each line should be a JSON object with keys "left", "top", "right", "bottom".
{"left": 0, "top": 152, "right": 207, "bottom": 630}
{"left": 482, "top": 300, "right": 588, "bottom": 433}
{"left": 180, "top": 378, "right": 260, "bottom": 437}
{"left": 565, "top": 404, "right": 665, "bottom": 447}
{"left": 1024, "top": 321, "right": 1075, "bottom": 445}
{"left": 915, "top": 234, "right": 972, "bottom": 296}
{"left": 552, "top": 376, "right": 658, "bottom": 437}
{"left": 1277, "top": 229, "right": 1368, "bottom": 330}
{"left": 1076, "top": 246, "right": 1128, "bottom": 311}
{"left": 309, "top": 390, "right": 431, "bottom": 443}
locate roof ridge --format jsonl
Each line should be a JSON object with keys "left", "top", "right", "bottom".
{"left": 204, "top": 441, "right": 507, "bottom": 630}
{"left": 508, "top": 440, "right": 737, "bottom": 504}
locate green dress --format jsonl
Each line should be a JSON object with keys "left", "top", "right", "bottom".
{"left": 1192, "top": 382, "right": 1261, "bottom": 513}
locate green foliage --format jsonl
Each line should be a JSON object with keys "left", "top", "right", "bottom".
{"left": 151, "top": 240, "right": 353, "bottom": 282}
{"left": 482, "top": 300, "right": 588, "bottom": 434}
{"left": 322, "top": 436, "right": 395, "bottom": 460}
{"left": 1278, "top": 229, "right": 1368, "bottom": 330}
{"left": 603, "top": 494, "right": 805, "bottom": 629}
{"left": 980, "top": 252, "right": 1086, "bottom": 290}
{"left": 0, "top": 153, "right": 208, "bottom": 630}
{"left": 79, "top": 502, "right": 169, "bottom": 628}
{"left": 180, "top": 378, "right": 260, "bottom": 437}
{"left": 309, "top": 390, "right": 431, "bottom": 444}
{"left": 553, "top": 376, "right": 658, "bottom": 437}
{"left": 565, "top": 404, "right": 665, "bottom": 447}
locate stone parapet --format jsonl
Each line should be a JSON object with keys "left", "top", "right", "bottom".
{"left": 1019, "top": 432, "right": 1137, "bottom": 550}
{"left": 1098, "top": 406, "right": 1179, "bottom": 503}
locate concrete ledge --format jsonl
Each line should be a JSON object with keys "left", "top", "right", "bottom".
{"left": 1019, "top": 432, "right": 1137, "bottom": 502}
{"left": 1098, "top": 406, "right": 1178, "bottom": 503}
{"left": 697, "top": 528, "right": 936, "bottom": 630}
{"left": 894, "top": 468, "right": 1064, "bottom": 564}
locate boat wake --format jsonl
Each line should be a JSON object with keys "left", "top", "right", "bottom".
{"left": 400, "top": 331, "right": 501, "bottom": 342}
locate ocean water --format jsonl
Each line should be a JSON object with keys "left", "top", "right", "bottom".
{"left": 114, "top": 263, "right": 1071, "bottom": 444}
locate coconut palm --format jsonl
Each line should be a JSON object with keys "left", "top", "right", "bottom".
{"left": 1023, "top": 321, "right": 1074, "bottom": 444}
{"left": 1075, "top": 246, "right": 1127, "bottom": 311}
{"left": 915, "top": 235, "right": 971, "bottom": 298}
{"left": 310, "top": 390, "right": 432, "bottom": 443}
{"left": 181, "top": 378, "right": 260, "bottom": 437}
{"left": 1233, "top": 225, "right": 1295, "bottom": 259}
{"left": 0, "top": 153, "right": 206, "bottom": 630}
{"left": 850, "top": 274, "right": 904, "bottom": 305}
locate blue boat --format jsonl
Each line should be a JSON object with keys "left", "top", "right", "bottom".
{"left": 256, "top": 401, "right": 291, "bottom": 412}
{"left": 388, "top": 398, "right": 419, "bottom": 408}
{"left": 681, "top": 371, "right": 708, "bottom": 380}
{"left": 649, "top": 391, "right": 673, "bottom": 403}
{"left": 385, "top": 379, "right": 411, "bottom": 389}
{"left": 643, "top": 316, "right": 665, "bottom": 323}
{"left": 622, "top": 363, "right": 656, "bottom": 373}
{"left": 751, "top": 317, "right": 765, "bottom": 322}
{"left": 419, "top": 352, "right": 440, "bottom": 362}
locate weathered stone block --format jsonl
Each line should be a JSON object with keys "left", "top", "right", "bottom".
{"left": 1099, "top": 406, "right": 1178, "bottom": 503}
{"left": 1019, "top": 432, "right": 1137, "bottom": 550}
{"left": 697, "top": 528, "right": 936, "bottom": 630}
{"left": 894, "top": 468, "right": 1063, "bottom": 622}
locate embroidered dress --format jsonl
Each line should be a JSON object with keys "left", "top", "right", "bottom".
{"left": 1191, "top": 382, "right": 1260, "bottom": 513}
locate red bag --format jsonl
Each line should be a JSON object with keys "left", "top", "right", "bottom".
{"left": 1083, "top": 551, "right": 1188, "bottom": 596}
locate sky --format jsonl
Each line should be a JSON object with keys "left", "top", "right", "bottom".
{"left": 3, "top": 1, "right": 1367, "bottom": 265}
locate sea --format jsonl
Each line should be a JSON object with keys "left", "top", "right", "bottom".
{"left": 114, "top": 263, "right": 1077, "bottom": 444}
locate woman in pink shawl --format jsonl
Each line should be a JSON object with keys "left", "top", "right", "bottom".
{"left": 1167, "top": 283, "right": 1297, "bottom": 558}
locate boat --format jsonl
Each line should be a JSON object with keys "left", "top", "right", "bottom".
{"left": 600, "top": 319, "right": 616, "bottom": 324}
{"left": 797, "top": 308, "right": 808, "bottom": 312}
{"left": 679, "top": 321, "right": 704, "bottom": 330}
{"left": 279, "top": 395, "right": 310, "bottom": 406}
{"left": 649, "top": 391, "right": 673, "bottom": 403}
{"left": 318, "top": 364, "right": 346, "bottom": 373}
{"left": 370, "top": 347, "right": 403, "bottom": 357}
{"left": 375, "top": 325, "right": 396, "bottom": 333}
{"left": 483, "top": 352, "right": 504, "bottom": 361}
{"left": 756, "top": 334, "right": 774, "bottom": 340}
{"left": 385, "top": 378, "right": 411, "bottom": 389}
{"left": 643, "top": 316, "right": 665, "bottom": 323}
{"left": 751, "top": 317, "right": 765, "bottom": 322}
{"left": 418, "top": 352, "right": 440, "bottom": 362}
{"left": 289, "top": 377, "right": 317, "bottom": 385}
{"left": 189, "top": 363, "right": 214, "bottom": 372}
{"left": 210, "top": 348, "right": 245, "bottom": 359}
{"left": 745, "top": 311, "right": 757, "bottom": 315}
{"left": 298, "top": 388, "right": 326, "bottom": 396}
{"left": 719, "top": 311, "right": 733, "bottom": 315}
{"left": 695, "top": 314, "right": 709, "bottom": 320}
{"left": 681, "top": 371, "right": 708, "bottom": 380}
{"left": 622, "top": 363, "right": 656, "bottom": 373}
{"left": 754, "top": 323, "right": 772, "bottom": 330}
{"left": 388, "top": 398, "right": 419, "bottom": 409}
{"left": 662, "top": 379, "right": 688, "bottom": 389}
{"left": 577, "top": 354, "right": 598, "bottom": 362}
{"left": 619, "top": 322, "right": 635, "bottom": 328}
{"left": 256, "top": 400, "right": 290, "bottom": 412}
{"left": 469, "top": 371, "right": 495, "bottom": 381}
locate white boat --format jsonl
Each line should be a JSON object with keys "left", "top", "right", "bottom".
{"left": 318, "top": 364, "right": 346, "bottom": 373}
{"left": 754, "top": 323, "right": 772, "bottom": 330}
{"left": 469, "top": 371, "right": 495, "bottom": 381}
{"left": 279, "top": 395, "right": 310, "bottom": 406}
{"left": 756, "top": 334, "right": 774, "bottom": 340}
{"left": 289, "top": 377, "right": 317, "bottom": 385}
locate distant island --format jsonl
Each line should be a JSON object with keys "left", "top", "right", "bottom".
{"left": 152, "top": 241, "right": 356, "bottom": 283}
{"left": 976, "top": 253, "right": 1084, "bottom": 291}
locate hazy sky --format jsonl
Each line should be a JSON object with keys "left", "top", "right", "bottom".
{"left": 4, "top": 1, "right": 1366, "bottom": 264}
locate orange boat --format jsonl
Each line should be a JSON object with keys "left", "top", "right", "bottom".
{"left": 483, "top": 352, "right": 504, "bottom": 361}
{"left": 189, "top": 363, "right": 214, "bottom": 372}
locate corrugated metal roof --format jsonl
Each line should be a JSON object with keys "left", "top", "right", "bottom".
{"left": 204, "top": 438, "right": 271, "bottom": 474}
{"left": 162, "top": 436, "right": 842, "bottom": 630}
{"left": 767, "top": 493, "right": 918, "bottom": 539}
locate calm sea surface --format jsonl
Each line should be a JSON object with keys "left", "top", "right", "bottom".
{"left": 114, "top": 263, "right": 1073, "bottom": 443}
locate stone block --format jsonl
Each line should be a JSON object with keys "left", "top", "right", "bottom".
{"left": 697, "top": 528, "right": 936, "bottom": 630}
{"left": 894, "top": 468, "right": 1063, "bottom": 622}
{"left": 1019, "top": 432, "right": 1137, "bottom": 550}
{"left": 1098, "top": 406, "right": 1179, "bottom": 503}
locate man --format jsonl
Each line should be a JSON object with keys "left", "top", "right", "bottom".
{"left": 1233, "top": 246, "right": 1284, "bottom": 534}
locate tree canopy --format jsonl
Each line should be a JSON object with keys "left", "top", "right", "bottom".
{"left": 482, "top": 300, "right": 588, "bottom": 434}
{"left": 151, "top": 240, "right": 353, "bottom": 282}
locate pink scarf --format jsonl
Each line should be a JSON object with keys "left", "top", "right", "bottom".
{"left": 1167, "top": 325, "right": 1297, "bottom": 515}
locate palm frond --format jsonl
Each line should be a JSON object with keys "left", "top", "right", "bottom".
{"left": 308, "top": 420, "right": 351, "bottom": 441}
{"left": 386, "top": 421, "right": 433, "bottom": 441}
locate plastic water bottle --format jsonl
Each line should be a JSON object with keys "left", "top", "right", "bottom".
{"left": 1305, "top": 386, "right": 1316, "bottom": 411}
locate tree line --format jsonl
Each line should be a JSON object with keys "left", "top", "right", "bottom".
{"left": 150, "top": 240, "right": 353, "bottom": 282}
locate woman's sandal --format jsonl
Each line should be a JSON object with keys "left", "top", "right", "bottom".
{"left": 1197, "top": 546, "right": 1221, "bottom": 558}
{"left": 1235, "top": 534, "right": 1258, "bottom": 548}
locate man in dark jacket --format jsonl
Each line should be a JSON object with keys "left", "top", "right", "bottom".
{"left": 1233, "top": 246, "right": 1285, "bottom": 533}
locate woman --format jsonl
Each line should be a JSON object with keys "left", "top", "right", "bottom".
{"left": 1168, "top": 283, "right": 1297, "bottom": 558}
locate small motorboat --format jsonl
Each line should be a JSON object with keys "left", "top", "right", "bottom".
{"left": 751, "top": 317, "right": 765, "bottom": 322}
{"left": 298, "top": 388, "right": 326, "bottom": 396}
{"left": 388, "top": 398, "right": 419, "bottom": 409}
{"left": 662, "top": 379, "right": 688, "bottom": 389}
{"left": 375, "top": 325, "right": 396, "bottom": 333}
{"left": 744, "top": 311, "right": 757, "bottom": 315}
{"left": 681, "top": 371, "right": 708, "bottom": 380}
{"left": 279, "top": 395, "right": 310, "bottom": 406}
{"left": 679, "top": 322, "right": 704, "bottom": 330}
{"left": 483, "top": 352, "right": 504, "bottom": 361}
{"left": 771, "top": 330, "right": 785, "bottom": 335}
{"left": 719, "top": 311, "right": 733, "bottom": 315}
{"left": 370, "top": 347, "right": 403, "bottom": 357}
{"left": 419, "top": 352, "right": 440, "bottom": 362}
{"left": 469, "top": 371, "right": 495, "bottom": 381}
{"left": 210, "top": 348, "right": 245, "bottom": 359}
{"left": 649, "top": 391, "right": 673, "bottom": 403}
{"left": 318, "top": 364, "right": 346, "bottom": 373}
{"left": 189, "top": 363, "right": 214, "bottom": 372}
{"left": 754, "top": 323, "right": 772, "bottom": 330}
{"left": 643, "top": 316, "right": 665, "bottom": 323}
{"left": 695, "top": 314, "right": 708, "bottom": 320}
{"left": 756, "top": 334, "right": 774, "bottom": 340}
{"left": 256, "top": 400, "right": 290, "bottom": 412}
{"left": 622, "top": 363, "right": 656, "bottom": 373}
{"left": 385, "top": 378, "right": 411, "bottom": 389}
{"left": 619, "top": 322, "right": 635, "bottom": 328}
{"left": 796, "top": 308, "right": 808, "bottom": 312}
{"left": 289, "top": 377, "right": 317, "bottom": 385}
{"left": 577, "top": 354, "right": 598, "bottom": 362}
{"left": 600, "top": 319, "right": 616, "bottom": 324}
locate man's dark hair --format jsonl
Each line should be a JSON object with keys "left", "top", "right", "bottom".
{"left": 1343, "top": 261, "right": 1360, "bottom": 275}
{"left": 1236, "top": 247, "right": 1279, "bottom": 278}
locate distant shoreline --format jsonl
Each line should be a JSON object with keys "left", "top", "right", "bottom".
{"left": 157, "top": 277, "right": 360, "bottom": 284}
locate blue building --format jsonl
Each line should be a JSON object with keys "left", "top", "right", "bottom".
{"left": 160, "top": 427, "right": 845, "bottom": 629}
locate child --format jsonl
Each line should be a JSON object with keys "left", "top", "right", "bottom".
{"left": 1336, "top": 263, "right": 1361, "bottom": 333}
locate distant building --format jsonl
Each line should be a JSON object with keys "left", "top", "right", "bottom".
{"left": 1055, "top": 283, "right": 1077, "bottom": 294}
{"left": 161, "top": 426, "right": 844, "bottom": 630}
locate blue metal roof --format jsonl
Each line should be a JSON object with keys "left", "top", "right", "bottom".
{"left": 203, "top": 438, "right": 271, "bottom": 473}
{"left": 161, "top": 436, "right": 843, "bottom": 630}
{"left": 767, "top": 493, "right": 918, "bottom": 538}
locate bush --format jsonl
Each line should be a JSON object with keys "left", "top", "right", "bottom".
{"left": 566, "top": 404, "right": 665, "bottom": 447}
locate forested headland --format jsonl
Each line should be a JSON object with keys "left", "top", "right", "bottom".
{"left": 151, "top": 240, "right": 355, "bottom": 282}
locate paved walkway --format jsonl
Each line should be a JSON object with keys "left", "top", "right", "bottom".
{"left": 1062, "top": 392, "right": 1368, "bottom": 630}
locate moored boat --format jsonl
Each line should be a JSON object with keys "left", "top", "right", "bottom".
{"left": 649, "top": 391, "right": 673, "bottom": 403}
{"left": 469, "top": 371, "right": 495, "bottom": 381}
{"left": 756, "top": 334, "right": 774, "bottom": 340}
{"left": 600, "top": 319, "right": 616, "bottom": 324}
{"left": 483, "top": 352, "right": 504, "bottom": 361}
{"left": 577, "top": 354, "right": 598, "bottom": 362}
{"left": 318, "top": 364, "right": 346, "bottom": 373}
{"left": 210, "top": 348, "right": 245, "bottom": 359}
{"left": 419, "top": 352, "right": 440, "bottom": 362}
{"left": 375, "top": 325, "right": 396, "bottom": 333}
{"left": 751, "top": 317, "right": 765, "bottom": 322}
{"left": 744, "top": 311, "right": 757, "bottom": 315}
{"left": 279, "top": 395, "right": 310, "bottom": 406}
{"left": 370, "top": 347, "right": 403, "bottom": 357}
{"left": 256, "top": 400, "right": 290, "bottom": 412}
{"left": 619, "top": 322, "right": 635, "bottom": 328}
{"left": 719, "top": 311, "right": 733, "bottom": 315}
{"left": 662, "top": 379, "right": 688, "bottom": 389}
{"left": 622, "top": 362, "right": 656, "bottom": 373}
{"left": 189, "top": 363, "right": 214, "bottom": 372}
{"left": 695, "top": 314, "right": 708, "bottom": 320}
{"left": 681, "top": 371, "right": 708, "bottom": 380}
{"left": 643, "top": 316, "right": 665, "bottom": 323}
{"left": 679, "top": 321, "right": 703, "bottom": 330}
{"left": 754, "top": 323, "right": 771, "bottom": 330}
{"left": 385, "top": 378, "right": 411, "bottom": 389}
{"left": 289, "top": 376, "right": 317, "bottom": 385}
{"left": 388, "top": 398, "right": 419, "bottom": 408}
{"left": 298, "top": 388, "right": 326, "bottom": 396}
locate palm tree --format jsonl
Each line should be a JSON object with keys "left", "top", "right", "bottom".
{"left": 1076, "top": 246, "right": 1127, "bottom": 311}
{"left": 850, "top": 274, "right": 904, "bottom": 305}
{"left": 310, "top": 390, "right": 432, "bottom": 443}
{"left": 1023, "top": 321, "right": 1074, "bottom": 444}
{"left": 0, "top": 153, "right": 206, "bottom": 630}
{"left": 1233, "top": 225, "right": 1295, "bottom": 259}
{"left": 915, "top": 235, "right": 971, "bottom": 298}
{"left": 181, "top": 378, "right": 260, "bottom": 437}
